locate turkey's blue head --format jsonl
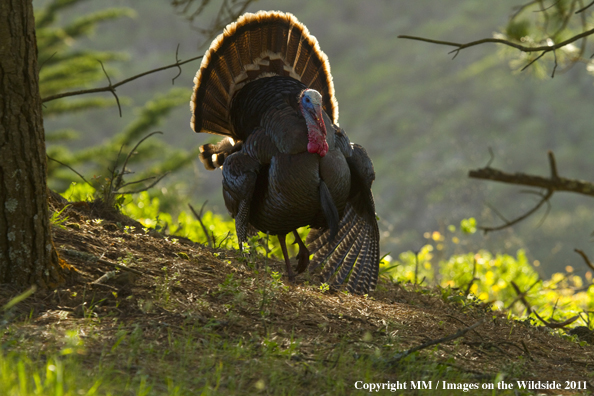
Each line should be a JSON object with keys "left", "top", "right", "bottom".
{"left": 299, "top": 89, "right": 328, "bottom": 157}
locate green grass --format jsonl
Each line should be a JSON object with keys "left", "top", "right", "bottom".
{"left": 0, "top": 323, "right": 529, "bottom": 396}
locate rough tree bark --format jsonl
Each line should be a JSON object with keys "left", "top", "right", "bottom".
{"left": 0, "top": 0, "right": 63, "bottom": 287}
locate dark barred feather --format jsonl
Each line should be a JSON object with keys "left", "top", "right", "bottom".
{"left": 345, "top": 230, "right": 370, "bottom": 293}
{"left": 307, "top": 205, "right": 356, "bottom": 254}
{"left": 308, "top": 206, "right": 358, "bottom": 272}
{"left": 308, "top": 202, "right": 380, "bottom": 294}
{"left": 319, "top": 221, "right": 363, "bottom": 278}
{"left": 327, "top": 223, "right": 365, "bottom": 285}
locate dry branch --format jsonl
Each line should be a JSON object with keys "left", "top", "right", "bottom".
{"left": 469, "top": 151, "right": 594, "bottom": 233}
{"left": 398, "top": 27, "right": 594, "bottom": 57}
{"left": 575, "top": 249, "right": 594, "bottom": 272}
{"left": 107, "top": 132, "right": 170, "bottom": 199}
{"left": 576, "top": 0, "right": 594, "bottom": 14}
{"left": 398, "top": 24, "right": 594, "bottom": 76}
{"left": 47, "top": 155, "right": 92, "bottom": 187}
{"left": 510, "top": 281, "right": 534, "bottom": 315}
{"left": 511, "top": 280, "right": 579, "bottom": 328}
{"left": 468, "top": 168, "right": 594, "bottom": 197}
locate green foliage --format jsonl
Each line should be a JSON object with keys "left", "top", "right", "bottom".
{"left": 0, "top": 322, "right": 503, "bottom": 396}
{"left": 155, "top": 266, "right": 181, "bottom": 308}
{"left": 0, "top": 352, "right": 100, "bottom": 396}
{"left": 61, "top": 182, "right": 95, "bottom": 202}
{"left": 505, "top": 19, "right": 530, "bottom": 41}
{"left": 460, "top": 217, "right": 477, "bottom": 234}
{"left": 122, "top": 190, "right": 237, "bottom": 249}
{"left": 49, "top": 204, "right": 71, "bottom": 229}
{"left": 497, "top": 0, "right": 592, "bottom": 76}
{"left": 383, "top": 218, "right": 594, "bottom": 325}
{"left": 2, "top": 287, "right": 36, "bottom": 312}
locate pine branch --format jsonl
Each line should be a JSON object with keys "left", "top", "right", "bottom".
{"left": 41, "top": 54, "right": 203, "bottom": 104}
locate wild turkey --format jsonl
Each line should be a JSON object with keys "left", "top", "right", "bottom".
{"left": 190, "top": 11, "right": 380, "bottom": 294}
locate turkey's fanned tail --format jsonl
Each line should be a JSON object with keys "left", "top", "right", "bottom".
{"left": 191, "top": 10, "right": 339, "bottom": 139}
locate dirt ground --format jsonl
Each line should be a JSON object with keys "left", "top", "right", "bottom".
{"left": 1, "top": 194, "right": 594, "bottom": 395}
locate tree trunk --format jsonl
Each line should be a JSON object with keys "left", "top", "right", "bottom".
{"left": 0, "top": 0, "right": 62, "bottom": 287}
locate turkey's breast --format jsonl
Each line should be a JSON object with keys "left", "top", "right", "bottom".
{"left": 249, "top": 148, "right": 350, "bottom": 235}
{"left": 228, "top": 75, "right": 351, "bottom": 235}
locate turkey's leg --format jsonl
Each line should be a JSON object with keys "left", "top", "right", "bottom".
{"left": 278, "top": 233, "right": 296, "bottom": 283}
{"left": 293, "top": 230, "right": 310, "bottom": 274}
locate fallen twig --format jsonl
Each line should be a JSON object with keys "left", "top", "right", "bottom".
{"left": 532, "top": 310, "right": 579, "bottom": 329}
{"left": 444, "top": 314, "right": 484, "bottom": 340}
{"left": 511, "top": 280, "right": 579, "bottom": 328}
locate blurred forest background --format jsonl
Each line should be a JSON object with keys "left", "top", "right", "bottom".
{"left": 38, "top": 0, "right": 594, "bottom": 277}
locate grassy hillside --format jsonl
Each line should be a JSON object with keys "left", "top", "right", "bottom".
{"left": 1, "top": 195, "right": 592, "bottom": 395}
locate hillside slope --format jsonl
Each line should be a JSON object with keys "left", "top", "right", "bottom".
{"left": 1, "top": 195, "right": 592, "bottom": 395}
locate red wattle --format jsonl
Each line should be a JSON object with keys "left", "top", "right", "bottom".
{"left": 308, "top": 138, "right": 328, "bottom": 157}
